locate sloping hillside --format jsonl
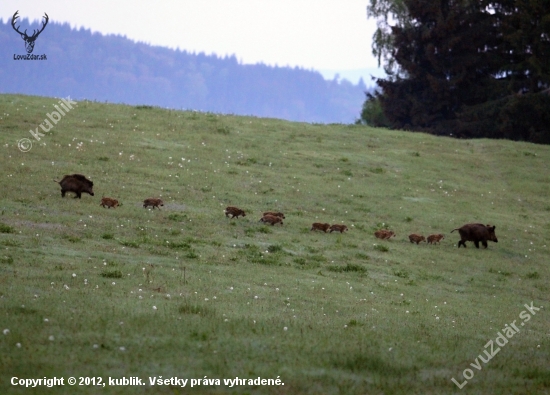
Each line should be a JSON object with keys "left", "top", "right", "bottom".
{"left": 0, "top": 94, "right": 549, "bottom": 394}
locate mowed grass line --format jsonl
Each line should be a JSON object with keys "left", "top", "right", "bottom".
{"left": 0, "top": 94, "right": 549, "bottom": 394}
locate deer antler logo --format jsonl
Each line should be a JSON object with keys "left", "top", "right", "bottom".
{"left": 11, "top": 10, "right": 49, "bottom": 54}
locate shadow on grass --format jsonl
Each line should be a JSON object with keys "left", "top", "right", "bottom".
{"left": 178, "top": 303, "right": 215, "bottom": 317}
{"left": 327, "top": 263, "right": 367, "bottom": 274}
{"left": 332, "top": 351, "right": 414, "bottom": 377}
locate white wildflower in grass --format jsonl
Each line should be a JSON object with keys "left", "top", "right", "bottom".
{"left": 93, "top": 344, "right": 99, "bottom": 349}
{"left": 152, "top": 306, "right": 157, "bottom": 310}
{"left": 16, "top": 343, "right": 21, "bottom": 348}
{"left": 283, "top": 327, "right": 288, "bottom": 331}
{"left": 44, "top": 318, "right": 49, "bottom": 322}
{"left": 112, "top": 282, "right": 116, "bottom": 285}
{"left": 254, "top": 295, "right": 258, "bottom": 299}
{"left": 3, "top": 329, "right": 9, "bottom": 335}
{"left": 119, "top": 347, "right": 126, "bottom": 351}
{"left": 48, "top": 335, "right": 55, "bottom": 341}
{"left": 64, "top": 284, "right": 70, "bottom": 290}
{"left": 72, "top": 273, "right": 76, "bottom": 278}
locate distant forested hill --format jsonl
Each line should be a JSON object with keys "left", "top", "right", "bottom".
{"left": 0, "top": 19, "right": 369, "bottom": 123}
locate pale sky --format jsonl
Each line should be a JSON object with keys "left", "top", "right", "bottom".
{"left": 1, "top": 0, "right": 385, "bottom": 82}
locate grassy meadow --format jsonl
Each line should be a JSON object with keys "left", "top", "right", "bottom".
{"left": 0, "top": 94, "right": 549, "bottom": 394}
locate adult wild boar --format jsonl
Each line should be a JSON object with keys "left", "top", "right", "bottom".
{"left": 451, "top": 223, "right": 498, "bottom": 248}
{"left": 54, "top": 174, "right": 94, "bottom": 198}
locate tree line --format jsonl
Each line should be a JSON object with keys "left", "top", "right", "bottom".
{"left": 0, "top": 19, "right": 368, "bottom": 124}
{"left": 359, "top": 0, "right": 550, "bottom": 144}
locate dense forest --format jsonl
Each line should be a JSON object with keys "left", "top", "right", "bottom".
{"left": 0, "top": 19, "right": 368, "bottom": 123}
{"left": 360, "top": 0, "right": 550, "bottom": 144}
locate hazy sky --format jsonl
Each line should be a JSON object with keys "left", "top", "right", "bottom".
{"left": 1, "top": 0, "right": 384, "bottom": 82}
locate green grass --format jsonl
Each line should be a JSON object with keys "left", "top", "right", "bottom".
{"left": 0, "top": 94, "right": 549, "bottom": 394}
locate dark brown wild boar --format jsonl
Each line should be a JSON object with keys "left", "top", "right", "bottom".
{"left": 143, "top": 198, "right": 164, "bottom": 209}
{"left": 54, "top": 174, "right": 94, "bottom": 199}
{"left": 100, "top": 197, "right": 119, "bottom": 208}
{"left": 259, "top": 214, "right": 283, "bottom": 226}
{"left": 311, "top": 223, "right": 331, "bottom": 233}
{"left": 451, "top": 223, "right": 498, "bottom": 248}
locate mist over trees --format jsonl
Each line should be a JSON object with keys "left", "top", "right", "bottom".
{"left": 0, "top": 19, "right": 369, "bottom": 123}
{"left": 360, "top": 0, "right": 550, "bottom": 144}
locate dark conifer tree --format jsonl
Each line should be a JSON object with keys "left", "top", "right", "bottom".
{"left": 365, "top": 0, "right": 550, "bottom": 143}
